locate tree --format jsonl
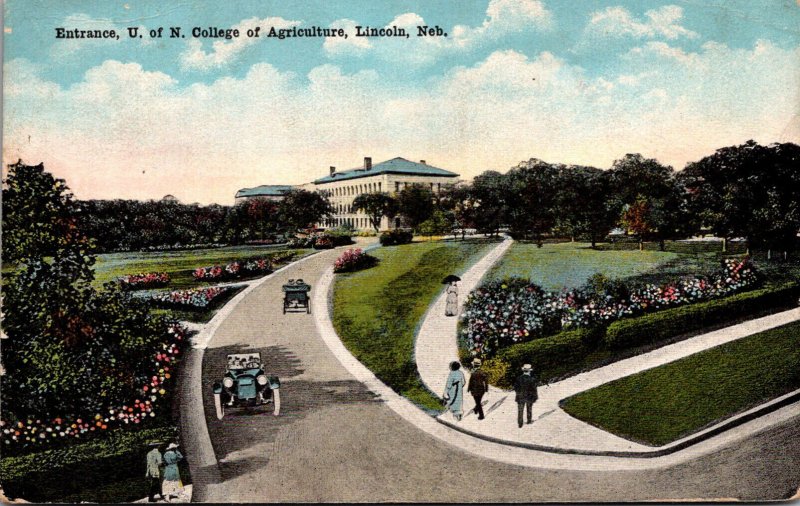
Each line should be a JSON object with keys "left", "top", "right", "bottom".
{"left": 555, "top": 165, "right": 620, "bottom": 248}
{"left": 352, "top": 192, "right": 398, "bottom": 232}
{"left": 278, "top": 189, "right": 333, "bottom": 232}
{"left": 436, "top": 183, "right": 476, "bottom": 240}
{"left": 505, "top": 160, "right": 559, "bottom": 246}
{"left": 418, "top": 209, "right": 452, "bottom": 240}
{"left": 2, "top": 161, "right": 79, "bottom": 264}
{"left": 396, "top": 184, "right": 434, "bottom": 230}
{"left": 2, "top": 161, "right": 176, "bottom": 423}
{"left": 470, "top": 170, "right": 509, "bottom": 236}
{"left": 608, "top": 153, "right": 674, "bottom": 207}
{"left": 682, "top": 140, "right": 800, "bottom": 256}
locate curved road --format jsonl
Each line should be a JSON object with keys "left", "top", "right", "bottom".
{"left": 193, "top": 244, "right": 800, "bottom": 502}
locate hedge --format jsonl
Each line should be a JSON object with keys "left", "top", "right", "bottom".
{"left": 379, "top": 229, "right": 413, "bottom": 246}
{"left": 491, "top": 328, "right": 601, "bottom": 388}
{"left": 604, "top": 281, "right": 800, "bottom": 349}
{"left": 1, "top": 426, "right": 185, "bottom": 503}
{"left": 486, "top": 282, "right": 799, "bottom": 388}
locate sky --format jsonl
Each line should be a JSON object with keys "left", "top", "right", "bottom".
{"left": 3, "top": 0, "right": 799, "bottom": 204}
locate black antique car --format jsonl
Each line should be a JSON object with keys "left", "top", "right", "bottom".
{"left": 282, "top": 279, "right": 311, "bottom": 314}
{"left": 212, "top": 353, "right": 280, "bottom": 419}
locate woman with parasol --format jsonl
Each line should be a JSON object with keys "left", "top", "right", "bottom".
{"left": 443, "top": 274, "right": 461, "bottom": 316}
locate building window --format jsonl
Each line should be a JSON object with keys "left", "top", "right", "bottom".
{"left": 379, "top": 182, "right": 382, "bottom": 192}
{"left": 395, "top": 182, "right": 400, "bottom": 192}
{"left": 437, "top": 183, "right": 441, "bottom": 193}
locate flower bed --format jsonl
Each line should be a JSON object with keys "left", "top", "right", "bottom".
{"left": 287, "top": 232, "right": 352, "bottom": 249}
{"left": 462, "top": 257, "right": 759, "bottom": 358}
{"left": 192, "top": 251, "right": 295, "bottom": 281}
{"left": 1, "top": 325, "right": 187, "bottom": 449}
{"left": 151, "top": 286, "right": 231, "bottom": 310}
{"left": 118, "top": 272, "right": 170, "bottom": 290}
{"left": 333, "top": 248, "right": 378, "bottom": 273}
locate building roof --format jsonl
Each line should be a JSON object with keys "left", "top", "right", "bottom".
{"left": 235, "top": 184, "right": 296, "bottom": 199}
{"left": 313, "top": 157, "right": 458, "bottom": 184}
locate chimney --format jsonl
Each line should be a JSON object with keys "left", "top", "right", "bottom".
{"left": 329, "top": 166, "right": 336, "bottom": 176}
{"left": 420, "top": 160, "right": 426, "bottom": 165}
{"left": 364, "top": 157, "right": 372, "bottom": 171}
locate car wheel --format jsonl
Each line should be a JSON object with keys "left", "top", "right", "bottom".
{"left": 272, "top": 388, "right": 281, "bottom": 416}
{"left": 214, "top": 392, "right": 225, "bottom": 420}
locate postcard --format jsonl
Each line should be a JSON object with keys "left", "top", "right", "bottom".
{"left": 2, "top": 0, "right": 799, "bottom": 503}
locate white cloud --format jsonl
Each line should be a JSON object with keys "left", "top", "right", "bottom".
{"left": 179, "top": 16, "right": 300, "bottom": 71}
{"left": 323, "top": 19, "right": 372, "bottom": 56}
{"left": 324, "top": 0, "right": 552, "bottom": 65}
{"left": 586, "top": 5, "right": 698, "bottom": 40}
{"left": 4, "top": 39, "right": 798, "bottom": 204}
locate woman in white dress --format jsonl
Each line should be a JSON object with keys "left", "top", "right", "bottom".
{"left": 444, "top": 281, "right": 458, "bottom": 316}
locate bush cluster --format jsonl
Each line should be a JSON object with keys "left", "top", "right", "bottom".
{"left": 485, "top": 281, "right": 799, "bottom": 386}
{"left": 287, "top": 232, "right": 353, "bottom": 249}
{"left": 333, "top": 248, "right": 378, "bottom": 273}
{"left": 379, "top": 229, "right": 413, "bottom": 246}
{"left": 604, "top": 281, "right": 800, "bottom": 349}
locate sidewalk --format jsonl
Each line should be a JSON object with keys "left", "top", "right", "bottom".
{"left": 413, "top": 239, "right": 800, "bottom": 454}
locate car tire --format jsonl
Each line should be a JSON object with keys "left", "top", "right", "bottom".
{"left": 214, "top": 392, "right": 225, "bottom": 420}
{"left": 273, "top": 388, "right": 281, "bottom": 416}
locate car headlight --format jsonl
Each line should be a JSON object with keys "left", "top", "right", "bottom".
{"left": 223, "top": 377, "right": 234, "bottom": 389}
{"left": 256, "top": 375, "right": 268, "bottom": 386}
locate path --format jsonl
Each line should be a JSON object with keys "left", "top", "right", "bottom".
{"left": 413, "top": 240, "right": 800, "bottom": 454}
{"left": 182, "top": 239, "right": 800, "bottom": 502}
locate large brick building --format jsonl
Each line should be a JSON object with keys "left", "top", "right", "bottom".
{"left": 235, "top": 156, "right": 459, "bottom": 231}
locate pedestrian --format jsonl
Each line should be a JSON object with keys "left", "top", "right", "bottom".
{"left": 514, "top": 364, "right": 539, "bottom": 428}
{"left": 467, "top": 358, "right": 489, "bottom": 420}
{"left": 444, "top": 281, "right": 459, "bottom": 316}
{"left": 162, "top": 442, "right": 184, "bottom": 502}
{"left": 145, "top": 442, "right": 164, "bottom": 503}
{"left": 443, "top": 361, "right": 466, "bottom": 421}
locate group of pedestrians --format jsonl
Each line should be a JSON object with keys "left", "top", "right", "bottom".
{"left": 146, "top": 441, "right": 186, "bottom": 502}
{"left": 443, "top": 360, "right": 539, "bottom": 428}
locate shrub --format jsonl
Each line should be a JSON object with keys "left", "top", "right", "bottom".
{"left": 379, "top": 229, "right": 413, "bottom": 246}
{"left": 604, "top": 281, "right": 800, "bottom": 349}
{"left": 313, "top": 236, "right": 334, "bottom": 249}
{"left": 333, "top": 248, "right": 378, "bottom": 273}
{"left": 495, "top": 328, "right": 601, "bottom": 386}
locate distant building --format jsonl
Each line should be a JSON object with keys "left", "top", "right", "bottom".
{"left": 314, "top": 157, "right": 458, "bottom": 230}
{"left": 161, "top": 194, "right": 179, "bottom": 202}
{"left": 234, "top": 184, "right": 295, "bottom": 203}
{"left": 234, "top": 156, "right": 459, "bottom": 231}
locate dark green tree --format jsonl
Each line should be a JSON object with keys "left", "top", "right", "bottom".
{"left": 506, "top": 160, "right": 559, "bottom": 246}
{"left": 470, "top": 171, "right": 509, "bottom": 236}
{"left": 396, "top": 183, "right": 435, "bottom": 230}
{"left": 278, "top": 189, "right": 333, "bottom": 232}
{"left": 352, "top": 192, "right": 398, "bottom": 232}
{"left": 554, "top": 165, "right": 621, "bottom": 248}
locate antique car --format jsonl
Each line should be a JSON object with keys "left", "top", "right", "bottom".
{"left": 212, "top": 353, "right": 280, "bottom": 419}
{"left": 282, "top": 278, "right": 311, "bottom": 314}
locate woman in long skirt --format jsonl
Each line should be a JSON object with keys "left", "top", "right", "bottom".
{"left": 444, "top": 282, "right": 459, "bottom": 316}
{"left": 443, "top": 361, "right": 466, "bottom": 421}
{"left": 162, "top": 443, "right": 184, "bottom": 501}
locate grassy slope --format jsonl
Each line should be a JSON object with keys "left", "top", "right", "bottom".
{"left": 486, "top": 242, "right": 678, "bottom": 290}
{"left": 333, "top": 239, "right": 496, "bottom": 411}
{"left": 561, "top": 321, "right": 800, "bottom": 446}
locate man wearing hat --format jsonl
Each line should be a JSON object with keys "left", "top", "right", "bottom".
{"left": 514, "top": 364, "right": 539, "bottom": 428}
{"left": 467, "top": 358, "right": 489, "bottom": 420}
{"left": 145, "top": 442, "right": 164, "bottom": 502}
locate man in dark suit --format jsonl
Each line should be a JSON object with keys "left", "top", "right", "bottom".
{"left": 467, "top": 358, "right": 489, "bottom": 420}
{"left": 514, "top": 364, "right": 538, "bottom": 428}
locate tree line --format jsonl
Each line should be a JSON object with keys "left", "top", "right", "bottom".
{"left": 356, "top": 140, "right": 800, "bottom": 255}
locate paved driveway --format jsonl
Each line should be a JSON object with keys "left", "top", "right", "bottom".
{"left": 195, "top": 245, "right": 800, "bottom": 502}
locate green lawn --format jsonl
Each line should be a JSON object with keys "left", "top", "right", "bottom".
{"left": 92, "top": 245, "right": 309, "bottom": 290}
{"left": 333, "top": 239, "right": 497, "bottom": 411}
{"left": 561, "top": 321, "right": 800, "bottom": 446}
{"left": 486, "top": 242, "right": 678, "bottom": 290}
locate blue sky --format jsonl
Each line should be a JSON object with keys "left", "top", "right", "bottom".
{"left": 3, "top": 0, "right": 800, "bottom": 203}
